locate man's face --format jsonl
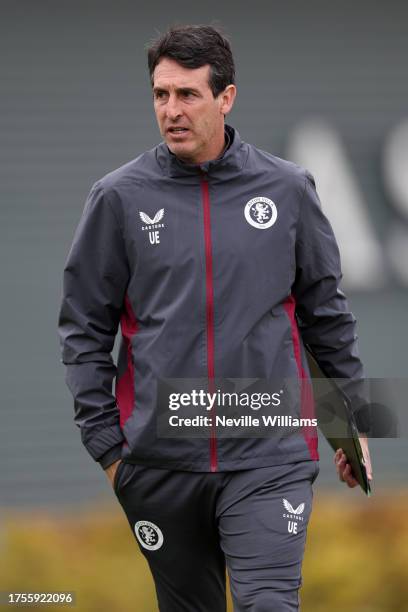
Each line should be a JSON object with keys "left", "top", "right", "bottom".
{"left": 152, "top": 58, "right": 236, "bottom": 164}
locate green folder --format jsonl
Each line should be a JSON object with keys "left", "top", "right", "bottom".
{"left": 306, "top": 351, "right": 371, "bottom": 496}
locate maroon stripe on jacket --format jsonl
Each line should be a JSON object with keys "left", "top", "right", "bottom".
{"left": 201, "top": 177, "right": 218, "bottom": 472}
{"left": 283, "top": 294, "right": 319, "bottom": 460}
{"left": 116, "top": 293, "right": 138, "bottom": 428}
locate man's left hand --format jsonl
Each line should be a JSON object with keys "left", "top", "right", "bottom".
{"left": 334, "top": 434, "right": 373, "bottom": 488}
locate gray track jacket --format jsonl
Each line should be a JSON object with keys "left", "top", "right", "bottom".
{"left": 58, "top": 125, "right": 364, "bottom": 471}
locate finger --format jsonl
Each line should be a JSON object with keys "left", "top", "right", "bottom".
{"left": 336, "top": 462, "right": 344, "bottom": 479}
{"left": 364, "top": 459, "right": 373, "bottom": 481}
{"left": 338, "top": 461, "right": 350, "bottom": 481}
{"left": 336, "top": 455, "right": 347, "bottom": 478}
{"left": 335, "top": 451, "right": 346, "bottom": 464}
{"left": 342, "top": 464, "right": 359, "bottom": 487}
{"left": 360, "top": 451, "right": 373, "bottom": 481}
{"left": 338, "top": 462, "right": 347, "bottom": 481}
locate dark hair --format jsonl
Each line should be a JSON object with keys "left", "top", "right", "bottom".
{"left": 147, "top": 24, "right": 235, "bottom": 98}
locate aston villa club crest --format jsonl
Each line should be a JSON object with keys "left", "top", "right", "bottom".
{"left": 135, "top": 520, "right": 164, "bottom": 551}
{"left": 244, "top": 197, "right": 277, "bottom": 229}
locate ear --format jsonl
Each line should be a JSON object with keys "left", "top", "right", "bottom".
{"left": 219, "top": 84, "right": 237, "bottom": 116}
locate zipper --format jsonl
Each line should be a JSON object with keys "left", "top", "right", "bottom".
{"left": 200, "top": 174, "right": 218, "bottom": 472}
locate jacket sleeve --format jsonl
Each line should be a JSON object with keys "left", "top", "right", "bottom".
{"left": 292, "top": 171, "right": 370, "bottom": 432}
{"left": 58, "top": 181, "right": 130, "bottom": 468}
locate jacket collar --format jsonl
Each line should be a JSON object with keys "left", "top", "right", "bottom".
{"left": 156, "top": 124, "right": 249, "bottom": 179}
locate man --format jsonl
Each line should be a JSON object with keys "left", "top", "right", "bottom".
{"left": 58, "top": 24, "right": 372, "bottom": 611}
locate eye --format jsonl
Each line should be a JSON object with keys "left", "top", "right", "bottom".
{"left": 154, "top": 90, "right": 167, "bottom": 101}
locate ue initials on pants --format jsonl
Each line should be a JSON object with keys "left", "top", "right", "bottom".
{"left": 149, "top": 231, "right": 160, "bottom": 244}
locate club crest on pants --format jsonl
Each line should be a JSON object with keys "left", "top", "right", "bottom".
{"left": 135, "top": 520, "right": 164, "bottom": 550}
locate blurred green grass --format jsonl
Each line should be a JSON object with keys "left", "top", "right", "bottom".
{"left": 1, "top": 491, "right": 407, "bottom": 611}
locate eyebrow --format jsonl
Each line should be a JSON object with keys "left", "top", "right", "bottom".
{"left": 153, "top": 86, "right": 201, "bottom": 95}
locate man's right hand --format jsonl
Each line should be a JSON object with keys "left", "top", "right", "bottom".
{"left": 104, "top": 459, "right": 122, "bottom": 487}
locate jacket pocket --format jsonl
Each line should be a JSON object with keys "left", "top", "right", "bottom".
{"left": 311, "top": 460, "right": 320, "bottom": 484}
{"left": 113, "top": 460, "right": 127, "bottom": 494}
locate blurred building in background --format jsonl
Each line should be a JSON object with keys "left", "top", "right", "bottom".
{"left": 1, "top": 0, "right": 407, "bottom": 508}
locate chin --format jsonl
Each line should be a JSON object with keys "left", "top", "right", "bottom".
{"left": 167, "top": 143, "right": 194, "bottom": 162}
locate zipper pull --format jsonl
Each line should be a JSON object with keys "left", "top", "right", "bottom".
{"left": 199, "top": 165, "right": 209, "bottom": 181}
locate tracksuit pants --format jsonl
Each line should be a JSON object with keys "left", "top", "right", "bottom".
{"left": 113, "top": 459, "right": 319, "bottom": 611}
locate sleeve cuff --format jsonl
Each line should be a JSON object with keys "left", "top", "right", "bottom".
{"left": 81, "top": 419, "right": 125, "bottom": 461}
{"left": 98, "top": 443, "right": 123, "bottom": 470}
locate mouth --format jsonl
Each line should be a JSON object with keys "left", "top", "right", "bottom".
{"left": 167, "top": 127, "right": 190, "bottom": 137}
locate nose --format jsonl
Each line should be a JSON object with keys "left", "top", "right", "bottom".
{"left": 165, "top": 94, "right": 182, "bottom": 121}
